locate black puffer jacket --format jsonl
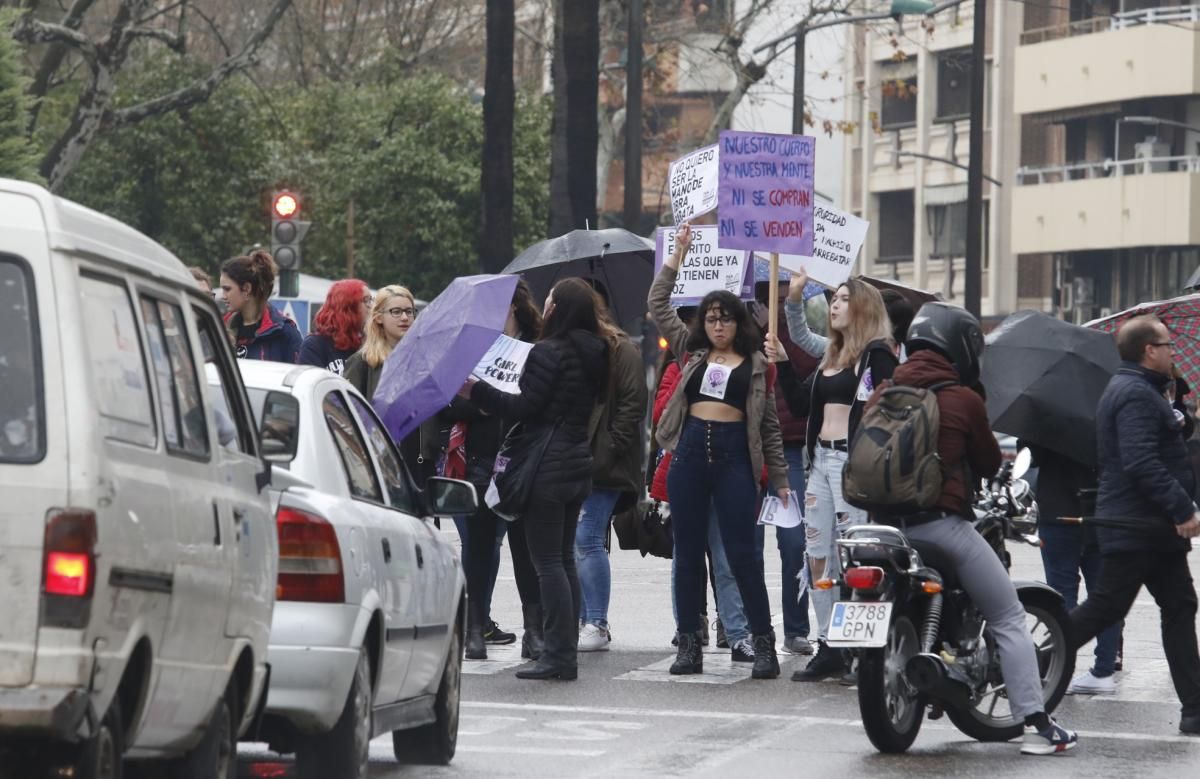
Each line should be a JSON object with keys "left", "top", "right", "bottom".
{"left": 470, "top": 330, "right": 609, "bottom": 488}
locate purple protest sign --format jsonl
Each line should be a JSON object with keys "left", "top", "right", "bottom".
{"left": 716, "top": 130, "right": 816, "bottom": 256}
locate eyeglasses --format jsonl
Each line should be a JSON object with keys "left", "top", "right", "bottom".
{"left": 386, "top": 307, "right": 416, "bottom": 319}
{"left": 362, "top": 296, "right": 374, "bottom": 306}
{"left": 705, "top": 315, "right": 735, "bottom": 327}
{"left": 1151, "top": 341, "right": 1175, "bottom": 350}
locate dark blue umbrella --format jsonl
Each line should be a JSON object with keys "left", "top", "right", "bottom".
{"left": 373, "top": 274, "right": 518, "bottom": 443}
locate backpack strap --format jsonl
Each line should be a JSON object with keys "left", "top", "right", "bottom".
{"left": 929, "top": 381, "right": 958, "bottom": 392}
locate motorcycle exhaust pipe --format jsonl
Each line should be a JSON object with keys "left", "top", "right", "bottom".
{"left": 905, "top": 653, "right": 971, "bottom": 707}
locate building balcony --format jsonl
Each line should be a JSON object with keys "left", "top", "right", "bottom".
{"left": 1011, "top": 157, "right": 1200, "bottom": 254}
{"left": 1014, "top": 6, "right": 1200, "bottom": 116}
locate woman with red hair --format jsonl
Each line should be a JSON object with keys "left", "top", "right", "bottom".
{"left": 299, "top": 279, "right": 372, "bottom": 375}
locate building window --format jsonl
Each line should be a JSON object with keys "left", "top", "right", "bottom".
{"left": 880, "top": 59, "right": 917, "bottom": 130}
{"left": 927, "top": 200, "right": 989, "bottom": 267}
{"left": 936, "top": 49, "right": 972, "bottom": 123}
{"left": 878, "top": 191, "right": 915, "bottom": 271}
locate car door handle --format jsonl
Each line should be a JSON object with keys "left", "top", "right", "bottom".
{"left": 233, "top": 508, "right": 246, "bottom": 542}
{"left": 212, "top": 503, "right": 221, "bottom": 546}
{"left": 415, "top": 544, "right": 424, "bottom": 569}
{"left": 382, "top": 538, "right": 392, "bottom": 563}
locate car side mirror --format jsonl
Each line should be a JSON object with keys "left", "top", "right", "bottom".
{"left": 426, "top": 477, "right": 478, "bottom": 519}
{"left": 260, "top": 391, "right": 300, "bottom": 464}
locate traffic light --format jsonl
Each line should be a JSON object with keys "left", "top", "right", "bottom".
{"left": 271, "top": 190, "right": 311, "bottom": 298}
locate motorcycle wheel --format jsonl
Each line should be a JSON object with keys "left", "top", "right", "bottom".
{"left": 858, "top": 615, "right": 925, "bottom": 753}
{"left": 946, "top": 589, "right": 1074, "bottom": 742}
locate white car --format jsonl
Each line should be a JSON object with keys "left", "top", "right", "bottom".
{"left": 226, "top": 361, "right": 472, "bottom": 778}
{"left": 0, "top": 178, "right": 276, "bottom": 779}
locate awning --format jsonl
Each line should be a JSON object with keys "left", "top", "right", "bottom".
{"left": 923, "top": 182, "right": 968, "bottom": 206}
{"left": 1030, "top": 102, "right": 1122, "bottom": 125}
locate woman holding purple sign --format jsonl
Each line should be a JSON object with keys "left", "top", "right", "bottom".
{"left": 766, "top": 266, "right": 897, "bottom": 682}
{"left": 650, "top": 222, "right": 790, "bottom": 681}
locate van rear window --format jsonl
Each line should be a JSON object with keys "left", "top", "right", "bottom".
{"left": 0, "top": 257, "right": 44, "bottom": 463}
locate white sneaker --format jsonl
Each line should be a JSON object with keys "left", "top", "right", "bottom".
{"left": 578, "top": 623, "right": 611, "bottom": 652}
{"left": 1066, "top": 669, "right": 1117, "bottom": 695}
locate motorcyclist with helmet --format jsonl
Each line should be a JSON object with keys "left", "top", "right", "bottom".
{"left": 867, "top": 302, "right": 1079, "bottom": 756}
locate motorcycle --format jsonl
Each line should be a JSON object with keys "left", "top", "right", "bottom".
{"left": 829, "top": 449, "right": 1073, "bottom": 753}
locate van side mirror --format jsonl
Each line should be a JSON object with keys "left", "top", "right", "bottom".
{"left": 260, "top": 391, "right": 300, "bottom": 464}
{"left": 426, "top": 477, "right": 478, "bottom": 519}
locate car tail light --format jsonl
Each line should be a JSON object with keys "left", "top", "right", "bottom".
{"left": 276, "top": 507, "right": 344, "bottom": 603}
{"left": 845, "top": 566, "right": 885, "bottom": 591}
{"left": 42, "top": 509, "right": 97, "bottom": 629}
{"left": 43, "top": 510, "right": 96, "bottom": 597}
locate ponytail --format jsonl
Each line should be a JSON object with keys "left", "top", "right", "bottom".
{"left": 222, "top": 249, "right": 278, "bottom": 307}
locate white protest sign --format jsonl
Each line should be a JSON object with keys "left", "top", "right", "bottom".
{"left": 655, "top": 225, "right": 751, "bottom": 305}
{"left": 472, "top": 335, "right": 533, "bottom": 394}
{"left": 668, "top": 144, "right": 720, "bottom": 225}
{"left": 776, "top": 205, "right": 870, "bottom": 290}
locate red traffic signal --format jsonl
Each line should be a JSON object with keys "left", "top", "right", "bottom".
{"left": 272, "top": 192, "right": 299, "bottom": 219}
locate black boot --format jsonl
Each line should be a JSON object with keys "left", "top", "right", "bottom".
{"left": 465, "top": 600, "right": 487, "bottom": 661}
{"left": 514, "top": 661, "right": 577, "bottom": 681}
{"left": 791, "top": 640, "right": 846, "bottom": 681}
{"left": 751, "top": 631, "right": 780, "bottom": 679}
{"left": 520, "top": 604, "right": 544, "bottom": 660}
{"left": 669, "top": 631, "right": 703, "bottom": 675}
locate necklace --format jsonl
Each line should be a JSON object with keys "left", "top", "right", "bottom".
{"left": 712, "top": 352, "right": 730, "bottom": 364}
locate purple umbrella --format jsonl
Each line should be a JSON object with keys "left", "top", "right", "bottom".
{"left": 373, "top": 274, "right": 518, "bottom": 443}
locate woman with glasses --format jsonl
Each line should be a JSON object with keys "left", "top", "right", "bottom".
{"left": 649, "top": 223, "right": 789, "bottom": 681}
{"left": 299, "top": 279, "right": 372, "bottom": 376}
{"left": 768, "top": 266, "right": 898, "bottom": 681}
{"left": 345, "top": 285, "right": 436, "bottom": 478}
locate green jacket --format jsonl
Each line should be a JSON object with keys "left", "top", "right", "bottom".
{"left": 589, "top": 335, "right": 649, "bottom": 508}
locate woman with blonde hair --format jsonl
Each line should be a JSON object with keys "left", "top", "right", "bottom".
{"left": 345, "top": 284, "right": 417, "bottom": 399}
{"left": 765, "top": 267, "right": 897, "bottom": 681}
{"left": 345, "top": 284, "right": 437, "bottom": 478}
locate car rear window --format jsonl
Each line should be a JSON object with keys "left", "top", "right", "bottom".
{"left": 0, "top": 256, "right": 44, "bottom": 463}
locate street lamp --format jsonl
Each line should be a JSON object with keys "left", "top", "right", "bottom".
{"left": 1113, "top": 116, "right": 1200, "bottom": 176}
{"left": 756, "top": 1, "right": 937, "bottom": 135}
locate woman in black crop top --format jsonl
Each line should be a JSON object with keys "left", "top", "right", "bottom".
{"left": 649, "top": 223, "right": 789, "bottom": 681}
{"left": 766, "top": 265, "right": 898, "bottom": 681}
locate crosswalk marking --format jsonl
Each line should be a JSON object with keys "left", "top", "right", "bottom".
{"left": 461, "top": 642, "right": 528, "bottom": 675}
{"left": 615, "top": 650, "right": 758, "bottom": 684}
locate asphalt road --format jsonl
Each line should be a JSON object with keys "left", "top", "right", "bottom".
{"left": 239, "top": 527, "right": 1200, "bottom": 778}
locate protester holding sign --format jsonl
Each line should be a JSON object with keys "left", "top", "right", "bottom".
{"left": 649, "top": 222, "right": 789, "bottom": 681}
{"left": 446, "top": 280, "right": 545, "bottom": 662}
{"left": 768, "top": 266, "right": 897, "bottom": 682}
{"left": 461, "top": 278, "right": 611, "bottom": 682}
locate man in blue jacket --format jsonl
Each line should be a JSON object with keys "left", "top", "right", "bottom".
{"left": 1071, "top": 314, "right": 1200, "bottom": 734}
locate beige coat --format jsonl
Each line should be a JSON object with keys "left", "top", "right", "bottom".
{"left": 648, "top": 266, "right": 790, "bottom": 492}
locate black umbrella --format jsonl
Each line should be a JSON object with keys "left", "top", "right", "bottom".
{"left": 980, "top": 310, "right": 1120, "bottom": 467}
{"left": 1185, "top": 264, "right": 1200, "bottom": 292}
{"left": 503, "top": 228, "right": 655, "bottom": 330}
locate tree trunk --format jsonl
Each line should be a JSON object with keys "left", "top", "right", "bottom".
{"left": 479, "top": 0, "right": 515, "bottom": 273}
{"left": 548, "top": 0, "right": 599, "bottom": 234}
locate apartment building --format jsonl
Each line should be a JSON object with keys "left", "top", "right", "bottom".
{"left": 842, "top": 2, "right": 1024, "bottom": 318}
{"left": 1013, "top": 1, "right": 1200, "bottom": 323}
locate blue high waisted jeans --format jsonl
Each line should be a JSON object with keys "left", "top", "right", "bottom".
{"left": 667, "top": 418, "right": 773, "bottom": 636}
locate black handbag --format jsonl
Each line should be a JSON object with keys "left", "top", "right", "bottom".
{"left": 487, "top": 420, "right": 559, "bottom": 521}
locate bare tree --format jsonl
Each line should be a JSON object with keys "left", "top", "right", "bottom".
{"left": 11, "top": 0, "right": 294, "bottom": 190}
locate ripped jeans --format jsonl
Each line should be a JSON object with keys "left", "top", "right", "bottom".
{"left": 806, "top": 445, "right": 867, "bottom": 641}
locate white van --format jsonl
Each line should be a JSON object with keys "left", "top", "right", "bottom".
{"left": 0, "top": 179, "right": 277, "bottom": 778}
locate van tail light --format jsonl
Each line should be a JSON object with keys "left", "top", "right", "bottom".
{"left": 844, "top": 566, "right": 886, "bottom": 591}
{"left": 42, "top": 509, "right": 97, "bottom": 628}
{"left": 276, "top": 507, "right": 344, "bottom": 603}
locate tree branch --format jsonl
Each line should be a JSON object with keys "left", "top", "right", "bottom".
{"left": 11, "top": 13, "right": 98, "bottom": 64}
{"left": 125, "top": 25, "right": 185, "bottom": 52}
{"left": 106, "top": 0, "right": 292, "bottom": 127}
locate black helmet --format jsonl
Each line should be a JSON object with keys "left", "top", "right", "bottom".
{"left": 906, "top": 302, "right": 985, "bottom": 385}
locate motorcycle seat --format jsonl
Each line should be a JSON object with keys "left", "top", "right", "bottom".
{"left": 908, "top": 540, "right": 962, "bottom": 590}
